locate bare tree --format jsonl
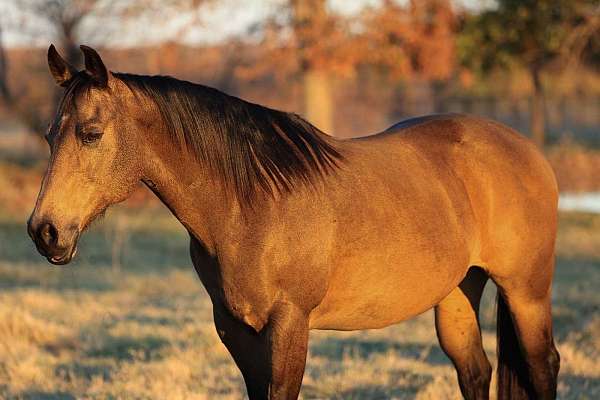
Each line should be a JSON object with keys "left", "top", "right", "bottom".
{"left": 19, "top": 0, "right": 103, "bottom": 67}
{"left": 8, "top": 0, "right": 210, "bottom": 135}
{"left": 0, "top": 25, "right": 11, "bottom": 106}
{"left": 238, "top": 0, "right": 457, "bottom": 134}
{"left": 459, "top": 0, "right": 600, "bottom": 146}
{"left": 237, "top": 0, "right": 359, "bottom": 134}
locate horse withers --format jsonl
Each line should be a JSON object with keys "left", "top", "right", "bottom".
{"left": 28, "top": 45, "right": 560, "bottom": 399}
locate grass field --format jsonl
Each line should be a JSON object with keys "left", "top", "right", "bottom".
{"left": 0, "top": 206, "right": 599, "bottom": 399}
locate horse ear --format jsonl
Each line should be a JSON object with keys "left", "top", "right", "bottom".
{"left": 47, "top": 44, "right": 77, "bottom": 87}
{"left": 80, "top": 45, "right": 108, "bottom": 87}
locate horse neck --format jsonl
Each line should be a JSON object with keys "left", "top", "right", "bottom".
{"left": 140, "top": 134, "right": 241, "bottom": 255}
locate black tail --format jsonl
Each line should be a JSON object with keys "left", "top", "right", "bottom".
{"left": 496, "top": 293, "right": 535, "bottom": 399}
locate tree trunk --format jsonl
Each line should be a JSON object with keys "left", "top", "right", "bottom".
{"left": 302, "top": 69, "right": 333, "bottom": 134}
{"left": 291, "top": 0, "right": 334, "bottom": 134}
{"left": 431, "top": 80, "right": 446, "bottom": 114}
{"left": 0, "top": 25, "right": 12, "bottom": 105}
{"left": 61, "top": 20, "right": 81, "bottom": 69}
{"left": 530, "top": 67, "right": 545, "bottom": 147}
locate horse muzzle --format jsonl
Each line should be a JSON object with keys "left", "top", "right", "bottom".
{"left": 27, "top": 217, "right": 80, "bottom": 265}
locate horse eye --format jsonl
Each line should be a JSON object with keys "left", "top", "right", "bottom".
{"left": 82, "top": 131, "right": 103, "bottom": 145}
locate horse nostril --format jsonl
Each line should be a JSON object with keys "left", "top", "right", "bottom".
{"left": 38, "top": 222, "right": 58, "bottom": 249}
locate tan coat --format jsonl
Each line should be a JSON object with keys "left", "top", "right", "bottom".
{"left": 28, "top": 45, "right": 560, "bottom": 400}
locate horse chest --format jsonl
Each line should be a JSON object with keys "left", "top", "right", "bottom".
{"left": 189, "top": 238, "right": 273, "bottom": 332}
{"left": 220, "top": 280, "right": 272, "bottom": 331}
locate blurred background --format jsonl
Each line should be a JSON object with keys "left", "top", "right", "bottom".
{"left": 0, "top": 0, "right": 598, "bottom": 399}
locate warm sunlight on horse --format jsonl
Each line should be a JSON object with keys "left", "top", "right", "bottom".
{"left": 28, "top": 45, "right": 560, "bottom": 400}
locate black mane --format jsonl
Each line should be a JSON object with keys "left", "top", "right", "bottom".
{"left": 115, "top": 73, "right": 342, "bottom": 205}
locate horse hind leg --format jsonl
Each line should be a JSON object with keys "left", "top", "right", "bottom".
{"left": 494, "top": 265, "right": 560, "bottom": 400}
{"left": 435, "top": 267, "right": 492, "bottom": 400}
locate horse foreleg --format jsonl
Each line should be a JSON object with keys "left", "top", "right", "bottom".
{"left": 213, "top": 302, "right": 309, "bottom": 400}
{"left": 435, "top": 267, "right": 492, "bottom": 400}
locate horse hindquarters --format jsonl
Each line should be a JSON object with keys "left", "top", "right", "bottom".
{"left": 456, "top": 117, "right": 561, "bottom": 399}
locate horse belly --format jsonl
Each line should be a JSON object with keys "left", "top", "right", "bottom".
{"left": 308, "top": 244, "right": 470, "bottom": 330}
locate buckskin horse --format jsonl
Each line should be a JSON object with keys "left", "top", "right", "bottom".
{"left": 28, "top": 45, "right": 560, "bottom": 399}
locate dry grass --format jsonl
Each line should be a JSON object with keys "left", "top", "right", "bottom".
{"left": 0, "top": 207, "right": 599, "bottom": 399}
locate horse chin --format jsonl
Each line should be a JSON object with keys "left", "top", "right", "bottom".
{"left": 47, "top": 245, "right": 78, "bottom": 266}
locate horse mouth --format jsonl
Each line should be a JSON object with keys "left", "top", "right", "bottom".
{"left": 47, "top": 245, "right": 78, "bottom": 265}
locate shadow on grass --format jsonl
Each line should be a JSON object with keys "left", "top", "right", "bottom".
{"left": 552, "top": 257, "right": 600, "bottom": 341}
{"left": 55, "top": 361, "right": 113, "bottom": 383}
{"left": 559, "top": 374, "right": 600, "bottom": 399}
{"left": 0, "top": 262, "right": 115, "bottom": 292}
{"left": 121, "top": 313, "right": 175, "bottom": 327}
{"left": 301, "top": 385, "right": 409, "bottom": 400}
{"left": 86, "top": 334, "right": 169, "bottom": 361}
{"left": 302, "top": 370, "right": 431, "bottom": 400}
{"left": 311, "top": 336, "right": 449, "bottom": 366}
{"left": 338, "top": 381, "right": 423, "bottom": 400}
{"left": 19, "top": 391, "right": 76, "bottom": 400}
